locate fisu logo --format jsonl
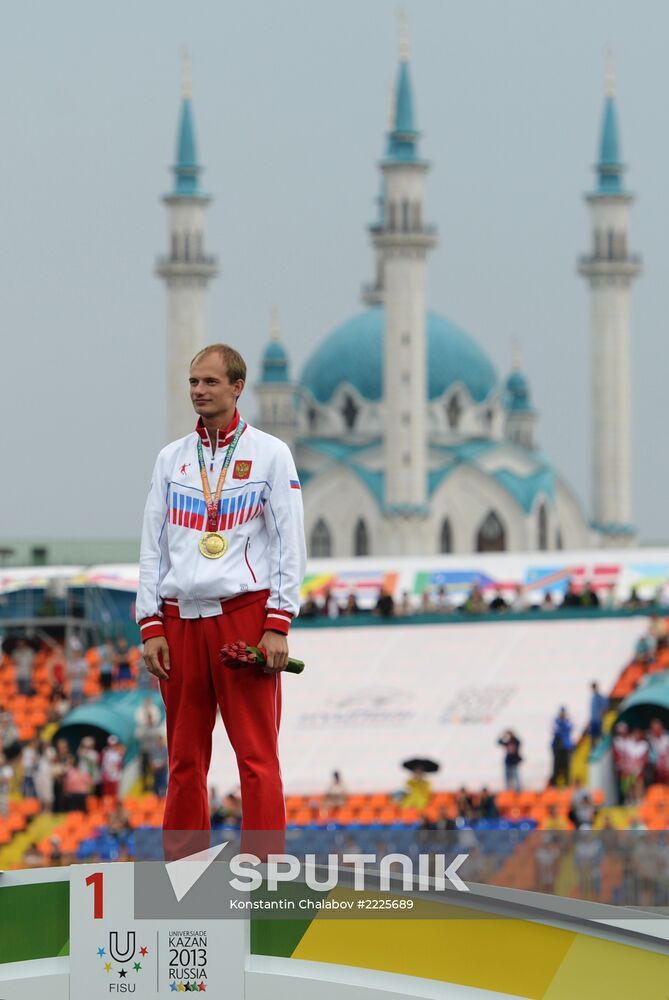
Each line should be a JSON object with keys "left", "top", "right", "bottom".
{"left": 109, "top": 930, "right": 136, "bottom": 962}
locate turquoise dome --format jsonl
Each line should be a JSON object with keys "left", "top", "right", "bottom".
{"left": 260, "top": 340, "right": 289, "bottom": 383}
{"left": 505, "top": 369, "right": 533, "bottom": 413}
{"left": 300, "top": 306, "right": 498, "bottom": 404}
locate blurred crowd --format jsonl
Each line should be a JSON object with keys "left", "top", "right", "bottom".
{"left": 0, "top": 632, "right": 166, "bottom": 822}
{"left": 300, "top": 580, "right": 663, "bottom": 620}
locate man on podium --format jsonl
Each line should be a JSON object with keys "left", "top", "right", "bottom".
{"left": 137, "top": 344, "right": 306, "bottom": 855}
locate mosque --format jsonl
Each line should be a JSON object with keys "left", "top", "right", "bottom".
{"left": 156, "top": 47, "right": 640, "bottom": 558}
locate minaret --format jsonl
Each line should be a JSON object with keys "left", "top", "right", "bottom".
{"left": 255, "top": 309, "right": 297, "bottom": 451}
{"left": 362, "top": 86, "right": 395, "bottom": 306}
{"left": 156, "top": 53, "right": 218, "bottom": 442}
{"left": 372, "top": 18, "right": 437, "bottom": 513}
{"left": 578, "top": 57, "right": 641, "bottom": 544}
{"left": 504, "top": 347, "right": 537, "bottom": 449}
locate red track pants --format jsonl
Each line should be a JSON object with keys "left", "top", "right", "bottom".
{"left": 160, "top": 592, "right": 285, "bottom": 840}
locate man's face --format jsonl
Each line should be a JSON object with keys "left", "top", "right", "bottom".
{"left": 189, "top": 354, "right": 244, "bottom": 423}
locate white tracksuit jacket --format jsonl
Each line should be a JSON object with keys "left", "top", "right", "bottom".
{"left": 136, "top": 414, "right": 306, "bottom": 642}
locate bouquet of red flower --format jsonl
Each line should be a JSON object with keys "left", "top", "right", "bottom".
{"left": 219, "top": 639, "right": 305, "bottom": 675}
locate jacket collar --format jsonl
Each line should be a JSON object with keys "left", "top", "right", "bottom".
{"left": 195, "top": 409, "right": 241, "bottom": 449}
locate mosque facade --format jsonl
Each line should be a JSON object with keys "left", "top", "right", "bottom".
{"left": 157, "top": 48, "right": 640, "bottom": 558}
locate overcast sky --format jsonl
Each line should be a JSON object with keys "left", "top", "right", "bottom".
{"left": 1, "top": 0, "right": 667, "bottom": 545}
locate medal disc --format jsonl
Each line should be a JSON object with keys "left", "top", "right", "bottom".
{"left": 198, "top": 532, "right": 228, "bottom": 559}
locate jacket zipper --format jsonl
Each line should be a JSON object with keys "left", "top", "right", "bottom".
{"left": 244, "top": 536, "right": 257, "bottom": 583}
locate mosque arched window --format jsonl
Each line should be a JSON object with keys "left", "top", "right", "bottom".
{"left": 537, "top": 503, "right": 549, "bottom": 551}
{"left": 311, "top": 519, "right": 332, "bottom": 558}
{"left": 195, "top": 232, "right": 203, "bottom": 260}
{"left": 387, "top": 202, "right": 397, "bottom": 231}
{"left": 171, "top": 234, "right": 178, "bottom": 260}
{"left": 446, "top": 394, "right": 462, "bottom": 430}
{"left": 401, "top": 199, "right": 410, "bottom": 232}
{"left": 440, "top": 518, "right": 453, "bottom": 554}
{"left": 476, "top": 511, "right": 506, "bottom": 552}
{"left": 607, "top": 229, "right": 615, "bottom": 260}
{"left": 354, "top": 519, "right": 369, "bottom": 556}
{"left": 184, "top": 233, "right": 191, "bottom": 261}
{"left": 413, "top": 201, "right": 422, "bottom": 231}
{"left": 341, "top": 393, "right": 359, "bottom": 430}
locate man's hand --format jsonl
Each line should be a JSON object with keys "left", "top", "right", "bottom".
{"left": 258, "top": 631, "right": 288, "bottom": 673}
{"left": 143, "top": 636, "right": 171, "bottom": 681}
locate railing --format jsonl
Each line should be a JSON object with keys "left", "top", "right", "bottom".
{"left": 294, "top": 604, "right": 660, "bottom": 629}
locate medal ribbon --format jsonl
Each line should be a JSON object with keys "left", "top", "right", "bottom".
{"left": 196, "top": 419, "right": 246, "bottom": 531}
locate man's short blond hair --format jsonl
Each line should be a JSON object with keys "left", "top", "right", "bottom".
{"left": 190, "top": 344, "right": 247, "bottom": 384}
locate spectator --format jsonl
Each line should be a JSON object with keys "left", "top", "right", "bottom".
{"left": 420, "top": 590, "right": 434, "bottom": 614}
{"left": 107, "top": 801, "right": 132, "bottom": 844}
{"left": 324, "top": 770, "right": 348, "bottom": 810}
{"left": 149, "top": 734, "right": 169, "bottom": 797}
{"left": 21, "top": 842, "right": 44, "bottom": 868}
{"left": 623, "top": 586, "right": 643, "bottom": 610}
{"left": 419, "top": 806, "right": 456, "bottom": 832}
{"left": 497, "top": 730, "right": 523, "bottom": 790}
{"left": 561, "top": 582, "right": 582, "bottom": 608}
{"left": 541, "top": 591, "right": 556, "bottom": 612}
{"left": 63, "top": 753, "right": 92, "bottom": 811}
{"left": 67, "top": 649, "right": 89, "bottom": 705}
{"left": 570, "top": 792, "right": 596, "bottom": 829}
{"left": 113, "top": 636, "right": 134, "bottom": 687}
{"left": 581, "top": 582, "right": 600, "bottom": 608}
{"left": 322, "top": 588, "right": 340, "bottom": 619}
{"left": 342, "top": 592, "right": 360, "bottom": 616}
{"left": 488, "top": 590, "right": 508, "bottom": 613}
{"left": 602, "top": 583, "right": 619, "bottom": 610}
{"left": 550, "top": 707, "right": 574, "bottom": 786}
{"left": 544, "top": 803, "right": 570, "bottom": 831}
{"left": 463, "top": 585, "right": 486, "bottom": 615}
{"left": 0, "top": 754, "right": 13, "bottom": 815}
{"left": 618, "top": 729, "right": 648, "bottom": 804}
{"left": 35, "top": 745, "right": 56, "bottom": 813}
{"left": 454, "top": 786, "right": 476, "bottom": 821}
{"left": 535, "top": 836, "right": 561, "bottom": 894}
{"left": 612, "top": 722, "right": 632, "bottom": 804}
{"left": 402, "top": 768, "right": 433, "bottom": 811}
{"left": 221, "top": 791, "right": 242, "bottom": 825}
{"left": 47, "top": 686, "right": 71, "bottom": 724}
{"left": 135, "top": 696, "right": 162, "bottom": 792}
{"left": 48, "top": 835, "right": 64, "bottom": 866}
{"left": 300, "top": 593, "right": 320, "bottom": 619}
{"left": 0, "top": 705, "right": 20, "bottom": 760}
{"left": 47, "top": 646, "right": 66, "bottom": 689}
{"left": 510, "top": 586, "right": 529, "bottom": 613}
{"left": 478, "top": 786, "right": 499, "bottom": 820}
{"left": 12, "top": 638, "right": 35, "bottom": 696}
{"left": 77, "top": 736, "right": 101, "bottom": 795}
{"left": 52, "top": 738, "right": 70, "bottom": 812}
{"left": 98, "top": 640, "right": 115, "bottom": 692}
{"left": 649, "top": 614, "right": 668, "bottom": 644}
{"left": 589, "top": 682, "right": 607, "bottom": 747}
{"left": 398, "top": 591, "right": 412, "bottom": 616}
{"left": 574, "top": 830, "right": 603, "bottom": 898}
{"left": 20, "top": 739, "right": 39, "bottom": 798}
{"left": 100, "top": 736, "right": 124, "bottom": 800}
{"left": 634, "top": 630, "right": 655, "bottom": 665}
{"left": 374, "top": 587, "right": 395, "bottom": 618}
{"left": 434, "top": 586, "right": 451, "bottom": 612}
{"left": 648, "top": 718, "right": 669, "bottom": 784}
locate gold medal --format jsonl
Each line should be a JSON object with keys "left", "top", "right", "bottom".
{"left": 198, "top": 532, "right": 228, "bottom": 559}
